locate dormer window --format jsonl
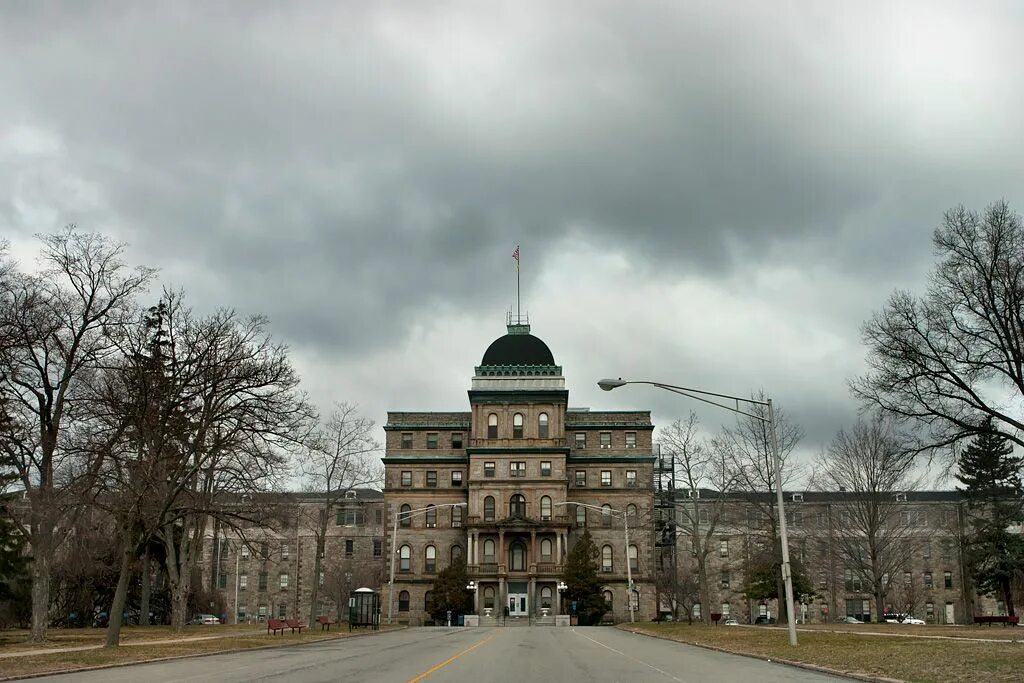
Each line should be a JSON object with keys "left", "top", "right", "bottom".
{"left": 538, "top": 413, "right": 549, "bottom": 438}
{"left": 487, "top": 414, "right": 498, "bottom": 439}
{"left": 792, "top": 493, "right": 804, "bottom": 503}
{"left": 513, "top": 413, "right": 524, "bottom": 439}
{"left": 895, "top": 492, "right": 907, "bottom": 502}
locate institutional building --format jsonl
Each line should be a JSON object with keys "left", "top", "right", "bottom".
{"left": 382, "top": 317, "right": 657, "bottom": 625}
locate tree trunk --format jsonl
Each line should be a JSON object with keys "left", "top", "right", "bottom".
{"left": 1002, "top": 578, "right": 1016, "bottom": 617}
{"left": 105, "top": 541, "right": 135, "bottom": 648}
{"left": 775, "top": 576, "right": 786, "bottom": 624}
{"left": 875, "top": 592, "right": 886, "bottom": 623}
{"left": 308, "top": 515, "right": 327, "bottom": 626}
{"left": 139, "top": 549, "right": 151, "bottom": 626}
{"left": 28, "top": 545, "right": 51, "bottom": 642}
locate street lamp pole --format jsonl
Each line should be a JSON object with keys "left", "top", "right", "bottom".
{"left": 554, "top": 501, "right": 634, "bottom": 623}
{"left": 387, "top": 502, "right": 467, "bottom": 625}
{"left": 599, "top": 378, "right": 798, "bottom": 646}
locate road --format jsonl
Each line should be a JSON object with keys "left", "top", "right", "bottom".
{"left": 26, "top": 627, "right": 847, "bottom": 683}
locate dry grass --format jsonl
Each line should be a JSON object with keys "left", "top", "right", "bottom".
{"left": 795, "top": 622, "right": 1023, "bottom": 641}
{"left": 0, "top": 624, "right": 400, "bottom": 679}
{"left": 620, "top": 623, "right": 1023, "bottom": 683}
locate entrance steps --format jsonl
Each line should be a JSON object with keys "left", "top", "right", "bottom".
{"left": 475, "top": 614, "right": 557, "bottom": 627}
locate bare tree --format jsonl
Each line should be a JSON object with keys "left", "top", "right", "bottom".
{"left": 853, "top": 201, "right": 1024, "bottom": 465}
{"left": 298, "top": 403, "right": 381, "bottom": 627}
{"left": 658, "top": 413, "right": 739, "bottom": 623}
{"left": 654, "top": 559, "right": 700, "bottom": 623}
{"left": 814, "top": 416, "right": 922, "bottom": 622}
{"left": 321, "top": 556, "right": 386, "bottom": 622}
{"left": 889, "top": 571, "right": 925, "bottom": 620}
{"left": 0, "top": 228, "right": 154, "bottom": 641}
{"left": 723, "top": 392, "right": 804, "bottom": 622}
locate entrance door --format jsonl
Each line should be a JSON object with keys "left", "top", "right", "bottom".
{"left": 944, "top": 603, "right": 955, "bottom": 624}
{"left": 509, "top": 593, "right": 528, "bottom": 616}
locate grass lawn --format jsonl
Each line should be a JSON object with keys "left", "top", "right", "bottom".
{"left": 0, "top": 624, "right": 401, "bottom": 679}
{"left": 620, "top": 623, "right": 1023, "bottom": 683}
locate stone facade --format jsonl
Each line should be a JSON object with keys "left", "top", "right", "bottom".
{"left": 383, "top": 319, "right": 658, "bottom": 625}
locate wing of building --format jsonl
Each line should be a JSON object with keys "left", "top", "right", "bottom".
{"left": 383, "top": 319, "right": 656, "bottom": 625}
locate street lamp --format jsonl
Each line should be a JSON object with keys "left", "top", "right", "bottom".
{"left": 599, "top": 377, "right": 798, "bottom": 646}
{"left": 554, "top": 501, "right": 635, "bottom": 623}
{"left": 466, "top": 580, "right": 478, "bottom": 615}
{"left": 557, "top": 581, "right": 567, "bottom": 616}
{"left": 387, "top": 502, "right": 467, "bottom": 625}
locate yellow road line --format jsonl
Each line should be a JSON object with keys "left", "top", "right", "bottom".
{"left": 406, "top": 633, "right": 495, "bottom": 683}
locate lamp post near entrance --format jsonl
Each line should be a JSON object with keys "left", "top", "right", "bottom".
{"left": 554, "top": 501, "right": 635, "bottom": 623}
{"left": 387, "top": 502, "right": 467, "bottom": 625}
{"left": 598, "top": 377, "right": 798, "bottom": 647}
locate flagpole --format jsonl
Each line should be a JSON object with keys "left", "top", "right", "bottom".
{"left": 516, "top": 246, "right": 521, "bottom": 322}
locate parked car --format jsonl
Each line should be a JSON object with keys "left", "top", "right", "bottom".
{"left": 723, "top": 618, "right": 740, "bottom": 626}
{"left": 901, "top": 616, "right": 925, "bottom": 625}
{"left": 840, "top": 616, "right": 863, "bottom": 624}
{"left": 188, "top": 614, "right": 221, "bottom": 625}
{"left": 753, "top": 615, "right": 776, "bottom": 624}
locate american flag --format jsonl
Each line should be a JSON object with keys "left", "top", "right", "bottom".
{"left": 513, "top": 246, "right": 520, "bottom": 269}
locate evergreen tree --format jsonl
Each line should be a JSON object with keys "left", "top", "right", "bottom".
{"left": 562, "top": 530, "right": 607, "bottom": 625}
{"left": 0, "top": 472, "right": 31, "bottom": 626}
{"left": 956, "top": 423, "right": 1024, "bottom": 617}
{"left": 427, "top": 560, "right": 472, "bottom": 624}
{"left": 741, "top": 545, "right": 815, "bottom": 620}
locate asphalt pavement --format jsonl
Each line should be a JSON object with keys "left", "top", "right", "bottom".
{"left": 24, "top": 626, "right": 848, "bottom": 683}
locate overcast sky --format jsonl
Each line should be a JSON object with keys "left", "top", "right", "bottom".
{"left": 3, "top": 2, "right": 1023, "bottom": 481}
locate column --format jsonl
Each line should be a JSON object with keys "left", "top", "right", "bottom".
{"left": 530, "top": 530, "right": 537, "bottom": 565}
{"left": 556, "top": 532, "right": 562, "bottom": 563}
{"left": 499, "top": 577, "right": 506, "bottom": 617}
{"left": 529, "top": 578, "right": 536, "bottom": 616}
{"left": 498, "top": 530, "right": 505, "bottom": 566}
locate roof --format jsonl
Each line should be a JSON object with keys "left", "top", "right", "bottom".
{"left": 481, "top": 332, "right": 555, "bottom": 366}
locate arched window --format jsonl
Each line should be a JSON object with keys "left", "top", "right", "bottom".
{"left": 487, "top": 413, "right": 498, "bottom": 439}
{"left": 509, "top": 541, "right": 526, "bottom": 571}
{"left": 602, "top": 504, "right": 612, "bottom": 528}
{"left": 509, "top": 494, "right": 526, "bottom": 518}
{"left": 601, "top": 544, "right": 613, "bottom": 572}
{"left": 538, "top": 412, "right": 549, "bottom": 438}
{"left": 399, "top": 545, "right": 411, "bottom": 572}
{"left": 628, "top": 544, "right": 639, "bottom": 572}
{"left": 400, "top": 504, "right": 411, "bottom": 528}
{"left": 540, "top": 495, "right": 552, "bottom": 520}
{"left": 484, "top": 586, "right": 495, "bottom": 609}
{"left": 451, "top": 505, "right": 463, "bottom": 528}
{"left": 626, "top": 504, "right": 638, "bottom": 523}
{"left": 451, "top": 545, "right": 462, "bottom": 565}
{"left": 424, "top": 590, "right": 433, "bottom": 612}
{"left": 425, "top": 505, "right": 437, "bottom": 528}
{"left": 576, "top": 505, "right": 587, "bottom": 528}
{"left": 541, "top": 538, "right": 553, "bottom": 561}
{"left": 399, "top": 590, "right": 410, "bottom": 612}
{"left": 513, "top": 413, "right": 524, "bottom": 438}
{"left": 484, "top": 496, "right": 495, "bottom": 521}
{"left": 425, "top": 545, "right": 436, "bottom": 573}
{"left": 483, "top": 539, "right": 495, "bottom": 562}
{"left": 603, "top": 590, "right": 613, "bottom": 607}
{"left": 541, "top": 586, "right": 553, "bottom": 608}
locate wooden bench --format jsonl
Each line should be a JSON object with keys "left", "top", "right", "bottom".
{"left": 285, "top": 618, "right": 307, "bottom": 634}
{"left": 974, "top": 615, "right": 1019, "bottom": 626}
{"left": 317, "top": 616, "right": 335, "bottom": 631}
{"left": 267, "top": 618, "right": 287, "bottom": 635}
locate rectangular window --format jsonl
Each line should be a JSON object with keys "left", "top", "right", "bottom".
{"left": 926, "top": 602, "right": 935, "bottom": 622}
{"left": 401, "top": 471, "right": 412, "bottom": 487}
{"left": 626, "top": 470, "right": 637, "bottom": 487}
{"left": 452, "top": 505, "right": 463, "bottom": 528}
{"left": 575, "top": 470, "right": 586, "bottom": 487}
{"left": 625, "top": 432, "right": 636, "bottom": 448}
{"left": 258, "top": 605, "right": 267, "bottom": 617}
{"left": 720, "top": 570, "right": 730, "bottom": 589}
{"left": 401, "top": 433, "right": 413, "bottom": 449}
{"left": 721, "top": 603, "right": 731, "bottom": 617}
{"left": 426, "top": 471, "right": 437, "bottom": 487}
{"left": 510, "top": 461, "right": 526, "bottom": 477}
{"left": 375, "top": 509, "right": 383, "bottom": 524}
{"left": 692, "top": 603, "right": 701, "bottom": 620}
{"left": 944, "top": 571, "right": 953, "bottom": 589}
{"left": 451, "top": 432, "right": 463, "bottom": 449}
{"left": 373, "top": 539, "right": 382, "bottom": 558}
{"left": 484, "top": 462, "right": 495, "bottom": 478}
{"left": 338, "top": 509, "right": 361, "bottom": 526}
{"left": 281, "top": 544, "right": 289, "bottom": 560}
{"left": 427, "top": 433, "right": 438, "bottom": 449}
{"left": 218, "top": 572, "right": 227, "bottom": 590}
{"left": 575, "top": 432, "right": 587, "bottom": 448}
{"left": 924, "top": 572, "right": 933, "bottom": 589}
{"left": 601, "top": 470, "right": 612, "bottom": 486}
{"left": 720, "top": 539, "right": 729, "bottom": 558}
{"left": 239, "top": 573, "right": 248, "bottom": 590}
{"left": 540, "top": 461, "right": 552, "bottom": 477}
{"left": 600, "top": 432, "right": 612, "bottom": 448}
{"left": 923, "top": 542, "right": 931, "bottom": 559}
{"left": 576, "top": 506, "right": 587, "bottom": 528}
{"left": 451, "top": 470, "right": 463, "bottom": 487}
{"left": 241, "top": 545, "right": 250, "bottom": 558}
{"left": 260, "top": 543, "right": 269, "bottom": 560}
{"left": 279, "top": 573, "right": 288, "bottom": 590}
{"left": 345, "top": 540, "right": 354, "bottom": 557}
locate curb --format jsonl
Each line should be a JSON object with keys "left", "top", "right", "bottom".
{"left": 0, "top": 625, "right": 407, "bottom": 682}
{"left": 617, "top": 626, "right": 904, "bottom": 683}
